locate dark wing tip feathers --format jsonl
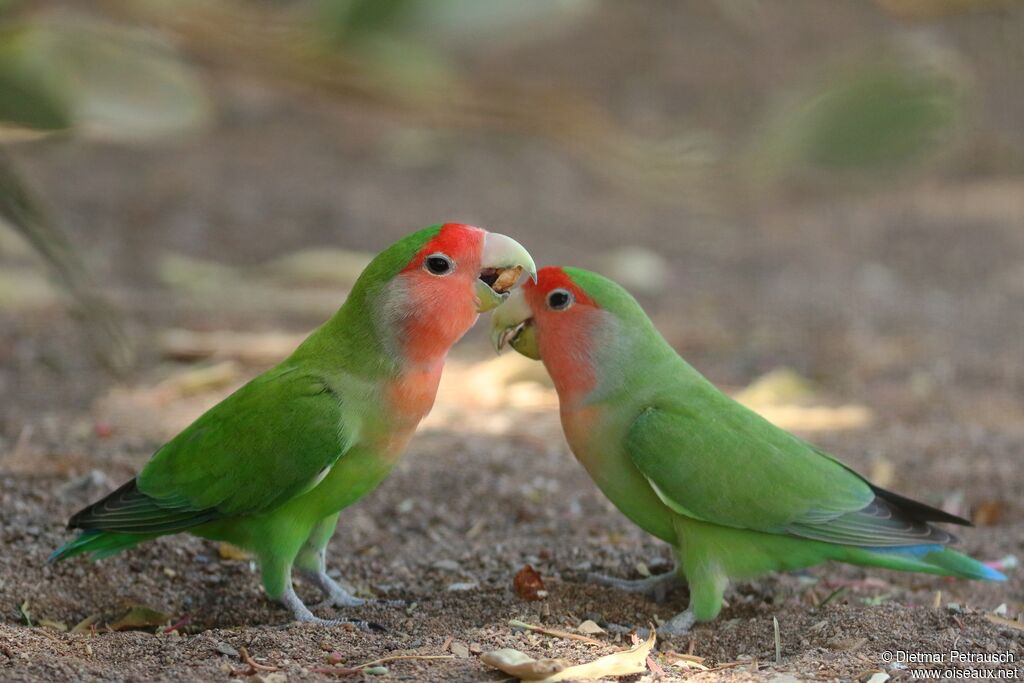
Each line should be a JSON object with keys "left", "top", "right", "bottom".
{"left": 870, "top": 483, "right": 972, "bottom": 527}
{"left": 67, "top": 479, "right": 139, "bottom": 529}
{"left": 788, "top": 484, "right": 967, "bottom": 548}
{"left": 68, "top": 478, "right": 218, "bottom": 534}
{"left": 859, "top": 495, "right": 960, "bottom": 545}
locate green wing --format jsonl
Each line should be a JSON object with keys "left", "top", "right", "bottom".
{"left": 626, "top": 391, "right": 959, "bottom": 547}
{"left": 69, "top": 365, "right": 349, "bottom": 534}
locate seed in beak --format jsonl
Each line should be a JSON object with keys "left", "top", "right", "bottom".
{"left": 487, "top": 265, "right": 524, "bottom": 293}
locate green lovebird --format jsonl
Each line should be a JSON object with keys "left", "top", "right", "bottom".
{"left": 51, "top": 223, "right": 535, "bottom": 626}
{"left": 491, "top": 266, "right": 1004, "bottom": 636}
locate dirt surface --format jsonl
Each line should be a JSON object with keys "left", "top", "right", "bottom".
{"left": 3, "top": 3, "right": 1024, "bottom": 681}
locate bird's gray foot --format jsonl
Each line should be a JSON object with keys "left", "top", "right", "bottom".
{"left": 656, "top": 608, "right": 695, "bottom": 638}
{"left": 301, "top": 569, "right": 368, "bottom": 607}
{"left": 299, "top": 569, "right": 405, "bottom": 608}
{"left": 280, "top": 583, "right": 384, "bottom": 631}
{"left": 587, "top": 569, "right": 681, "bottom": 603}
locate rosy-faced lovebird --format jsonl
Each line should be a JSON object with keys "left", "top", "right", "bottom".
{"left": 491, "top": 266, "right": 1004, "bottom": 636}
{"left": 51, "top": 223, "right": 536, "bottom": 626}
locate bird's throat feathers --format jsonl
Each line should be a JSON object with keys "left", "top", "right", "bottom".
{"left": 381, "top": 274, "right": 479, "bottom": 367}
{"left": 537, "top": 306, "right": 617, "bottom": 406}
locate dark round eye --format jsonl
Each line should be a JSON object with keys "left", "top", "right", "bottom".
{"left": 547, "top": 288, "right": 574, "bottom": 311}
{"left": 424, "top": 253, "right": 454, "bottom": 276}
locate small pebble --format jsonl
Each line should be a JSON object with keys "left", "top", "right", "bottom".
{"left": 432, "top": 560, "right": 461, "bottom": 572}
{"left": 447, "top": 582, "right": 478, "bottom": 592}
{"left": 577, "top": 619, "right": 606, "bottom": 635}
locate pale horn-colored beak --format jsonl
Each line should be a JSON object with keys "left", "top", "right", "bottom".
{"left": 475, "top": 232, "right": 537, "bottom": 313}
{"left": 490, "top": 287, "right": 537, "bottom": 357}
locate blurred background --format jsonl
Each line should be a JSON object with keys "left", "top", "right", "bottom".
{"left": 0, "top": 0, "right": 1022, "bottom": 459}
{"left": 1, "top": 0, "right": 1023, "bottom": 456}
{"left": 0, "top": 1, "right": 1022, "bottom": 674}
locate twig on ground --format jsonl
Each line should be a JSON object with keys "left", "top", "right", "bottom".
{"left": 356, "top": 654, "right": 455, "bottom": 668}
{"left": 231, "top": 646, "right": 280, "bottom": 676}
{"left": 773, "top": 616, "right": 781, "bottom": 664}
{"left": 34, "top": 627, "right": 64, "bottom": 644}
{"left": 310, "top": 666, "right": 361, "bottom": 676}
{"left": 162, "top": 614, "right": 191, "bottom": 634}
{"left": 986, "top": 615, "right": 1024, "bottom": 632}
{"left": 509, "top": 619, "right": 607, "bottom": 647}
{"left": 819, "top": 587, "right": 847, "bottom": 607}
{"left": 315, "top": 653, "right": 454, "bottom": 676}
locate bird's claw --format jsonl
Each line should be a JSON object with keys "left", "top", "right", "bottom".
{"left": 282, "top": 582, "right": 386, "bottom": 631}
{"left": 586, "top": 570, "right": 681, "bottom": 603}
{"left": 373, "top": 598, "right": 407, "bottom": 608}
{"left": 656, "top": 609, "right": 695, "bottom": 639}
{"left": 314, "top": 596, "right": 404, "bottom": 609}
{"left": 318, "top": 593, "right": 367, "bottom": 608}
{"left": 294, "top": 614, "right": 386, "bottom": 632}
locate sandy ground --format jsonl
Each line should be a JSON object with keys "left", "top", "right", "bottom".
{"left": 2, "top": 183, "right": 1022, "bottom": 680}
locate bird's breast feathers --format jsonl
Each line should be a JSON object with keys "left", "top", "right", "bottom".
{"left": 385, "top": 362, "right": 444, "bottom": 424}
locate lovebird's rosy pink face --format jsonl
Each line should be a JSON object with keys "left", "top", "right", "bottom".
{"left": 491, "top": 266, "right": 606, "bottom": 395}
{"left": 522, "top": 266, "right": 599, "bottom": 330}
{"left": 393, "top": 223, "right": 535, "bottom": 364}
{"left": 401, "top": 223, "right": 487, "bottom": 298}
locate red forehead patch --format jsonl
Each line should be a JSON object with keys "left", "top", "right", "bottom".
{"left": 404, "top": 223, "right": 484, "bottom": 272}
{"left": 526, "top": 266, "right": 597, "bottom": 308}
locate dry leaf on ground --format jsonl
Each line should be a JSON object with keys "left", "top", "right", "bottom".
{"left": 70, "top": 614, "right": 101, "bottom": 633}
{"left": 218, "top": 542, "right": 252, "bottom": 561}
{"left": 109, "top": 606, "right": 171, "bottom": 631}
{"left": 479, "top": 649, "right": 568, "bottom": 680}
{"left": 973, "top": 500, "right": 1006, "bottom": 527}
{"left": 513, "top": 564, "right": 546, "bottom": 601}
{"left": 577, "top": 619, "right": 606, "bottom": 635}
{"left": 481, "top": 630, "right": 656, "bottom": 682}
{"left": 544, "top": 629, "right": 655, "bottom": 682}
